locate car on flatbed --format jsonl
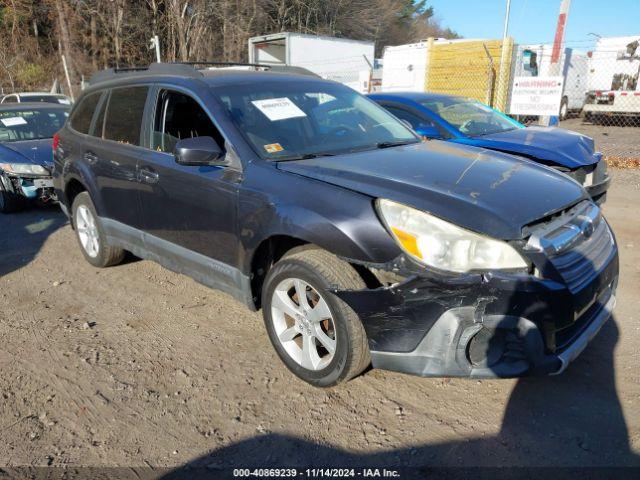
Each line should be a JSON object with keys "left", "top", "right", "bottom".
{"left": 53, "top": 63, "right": 618, "bottom": 386}
{"left": 0, "top": 102, "right": 70, "bottom": 212}
{"left": 369, "top": 92, "right": 611, "bottom": 205}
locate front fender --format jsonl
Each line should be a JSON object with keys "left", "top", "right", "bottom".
{"left": 238, "top": 167, "right": 402, "bottom": 273}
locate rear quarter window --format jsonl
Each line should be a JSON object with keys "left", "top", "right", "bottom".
{"left": 104, "top": 86, "right": 149, "bottom": 146}
{"left": 70, "top": 92, "right": 101, "bottom": 134}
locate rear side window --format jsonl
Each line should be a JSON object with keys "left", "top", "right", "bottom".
{"left": 70, "top": 92, "right": 101, "bottom": 134}
{"left": 104, "top": 86, "right": 148, "bottom": 146}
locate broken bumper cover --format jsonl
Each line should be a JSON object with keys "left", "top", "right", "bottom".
{"left": 1, "top": 172, "right": 55, "bottom": 200}
{"left": 335, "top": 252, "right": 618, "bottom": 378}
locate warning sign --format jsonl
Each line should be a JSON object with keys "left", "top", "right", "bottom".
{"left": 509, "top": 77, "right": 564, "bottom": 116}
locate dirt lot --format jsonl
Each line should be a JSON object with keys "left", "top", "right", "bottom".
{"left": 561, "top": 117, "right": 640, "bottom": 163}
{"left": 1, "top": 169, "right": 639, "bottom": 476}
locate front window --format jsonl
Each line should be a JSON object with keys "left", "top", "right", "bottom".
{"left": 0, "top": 107, "right": 69, "bottom": 142}
{"left": 420, "top": 98, "right": 522, "bottom": 137}
{"left": 151, "top": 90, "right": 225, "bottom": 154}
{"left": 215, "top": 81, "right": 418, "bottom": 160}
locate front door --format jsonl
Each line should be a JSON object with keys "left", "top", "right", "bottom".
{"left": 136, "top": 88, "right": 242, "bottom": 290}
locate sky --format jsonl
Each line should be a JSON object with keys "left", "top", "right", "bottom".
{"left": 428, "top": 0, "right": 639, "bottom": 49}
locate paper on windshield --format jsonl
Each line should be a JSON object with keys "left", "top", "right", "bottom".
{"left": 58, "top": 98, "right": 71, "bottom": 105}
{"left": 264, "top": 143, "right": 284, "bottom": 153}
{"left": 1, "top": 117, "right": 27, "bottom": 127}
{"left": 251, "top": 97, "right": 306, "bottom": 121}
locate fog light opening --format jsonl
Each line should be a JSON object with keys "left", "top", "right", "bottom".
{"left": 467, "top": 327, "right": 507, "bottom": 368}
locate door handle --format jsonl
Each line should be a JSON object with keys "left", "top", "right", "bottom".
{"left": 83, "top": 151, "right": 98, "bottom": 165}
{"left": 138, "top": 167, "right": 159, "bottom": 184}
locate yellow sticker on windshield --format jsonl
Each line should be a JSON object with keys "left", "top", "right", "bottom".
{"left": 264, "top": 143, "right": 284, "bottom": 153}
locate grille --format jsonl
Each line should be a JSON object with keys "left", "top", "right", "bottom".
{"left": 548, "top": 217, "right": 614, "bottom": 293}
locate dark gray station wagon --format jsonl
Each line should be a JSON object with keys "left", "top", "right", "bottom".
{"left": 53, "top": 63, "right": 618, "bottom": 386}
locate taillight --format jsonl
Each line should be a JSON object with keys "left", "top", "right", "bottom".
{"left": 52, "top": 133, "right": 60, "bottom": 151}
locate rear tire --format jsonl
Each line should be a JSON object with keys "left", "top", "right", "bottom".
{"left": 71, "top": 192, "right": 125, "bottom": 268}
{"left": 261, "top": 248, "right": 370, "bottom": 387}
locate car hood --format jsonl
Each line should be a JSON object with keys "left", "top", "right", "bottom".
{"left": 453, "top": 126, "right": 599, "bottom": 169}
{"left": 276, "top": 141, "right": 586, "bottom": 240}
{"left": 0, "top": 139, "right": 54, "bottom": 169}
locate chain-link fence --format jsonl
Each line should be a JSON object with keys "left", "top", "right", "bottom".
{"left": 378, "top": 37, "right": 640, "bottom": 165}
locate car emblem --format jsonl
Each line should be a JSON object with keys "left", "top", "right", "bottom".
{"left": 578, "top": 215, "right": 595, "bottom": 238}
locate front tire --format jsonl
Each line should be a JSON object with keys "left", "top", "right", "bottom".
{"left": 261, "top": 248, "right": 370, "bottom": 387}
{"left": 71, "top": 192, "right": 125, "bottom": 268}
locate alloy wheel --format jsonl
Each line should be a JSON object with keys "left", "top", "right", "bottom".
{"left": 75, "top": 205, "right": 100, "bottom": 258}
{"left": 270, "top": 277, "right": 337, "bottom": 371}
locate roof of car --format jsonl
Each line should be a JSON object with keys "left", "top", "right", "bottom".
{"left": 200, "top": 69, "right": 328, "bottom": 86}
{"left": 0, "top": 102, "right": 70, "bottom": 112}
{"left": 86, "top": 62, "right": 324, "bottom": 89}
{"left": 368, "top": 91, "right": 464, "bottom": 102}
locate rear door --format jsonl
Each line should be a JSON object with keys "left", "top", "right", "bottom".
{"left": 84, "top": 85, "right": 150, "bottom": 228}
{"left": 136, "top": 86, "right": 241, "bottom": 269}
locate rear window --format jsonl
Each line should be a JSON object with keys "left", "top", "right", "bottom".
{"left": 104, "top": 87, "right": 148, "bottom": 146}
{"left": 70, "top": 93, "right": 101, "bottom": 134}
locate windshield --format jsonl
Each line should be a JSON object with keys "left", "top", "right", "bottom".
{"left": 420, "top": 98, "right": 523, "bottom": 137}
{"left": 0, "top": 107, "right": 69, "bottom": 142}
{"left": 214, "top": 80, "right": 418, "bottom": 160}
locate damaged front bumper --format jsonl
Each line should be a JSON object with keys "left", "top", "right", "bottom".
{"left": 0, "top": 172, "right": 55, "bottom": 202}
{"left": 335, "top": 237, "right": 618, "bottom": 379}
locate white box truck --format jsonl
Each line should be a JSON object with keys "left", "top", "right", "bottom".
{"left": 583, "top": 35, "right": 640, "bottom": 121}
{"left": 513, "top": 44, "right": 589, "bottom": 119}
{"left": 248, "top": 32, "right": 375, "bottom": 92}
{"left": 380, "top": 41, "right": 430, "bottom": 92}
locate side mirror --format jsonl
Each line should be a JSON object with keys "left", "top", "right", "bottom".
{"left": 415, "top": 124, "right": 443, "bottom": 140}
{"left": 174, "top": 136, "right": 226, "bottom": 166}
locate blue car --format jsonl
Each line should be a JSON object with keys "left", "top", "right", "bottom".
{"left": 0, "top": 102, "right": 69, "bottom": 212}
{"left": 369, "top": 92, "right": 610, "bottom": 204}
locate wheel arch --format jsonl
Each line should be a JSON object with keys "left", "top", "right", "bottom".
{"left": 247, "top": 232, "right": 387, "bottom": 310}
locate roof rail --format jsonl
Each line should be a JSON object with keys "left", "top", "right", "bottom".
{"left": 88, "top": 60, "right": 319, "bottom": 85}
{"left": 173, "top": 61, "right": 320, "bottom": 77}
{"left": 88, "top": 63, "right": 203, "bottom": 85}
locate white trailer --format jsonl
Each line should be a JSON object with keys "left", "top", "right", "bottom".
{"left": 583, "top": 35, "right": 640, "bottom": 119}
{"left": 380, "top": 41, "right": 430, "bottom": 92}
{"left": 513, "top": 44, "right": 589, "bottom": 118}
{"left": 248, "top": 32, "right": 375, "bottom": 92}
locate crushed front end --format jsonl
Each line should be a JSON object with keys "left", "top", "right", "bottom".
{"left": 336, "top": 201, "right": 618, "bottom": 378}
{"left": 0, "top": 163, "right": 56, "bottom": 205}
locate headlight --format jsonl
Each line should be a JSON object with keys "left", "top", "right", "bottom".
{"left": 0, "top": 163, "right": 49, "bottom": 175}
{"left": 377, "top": 199, "right": 528, "bottom": 273}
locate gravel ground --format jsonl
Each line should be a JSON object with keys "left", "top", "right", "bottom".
{"left": 0, "top": 169, "right": 639, "bottom": 476}
{"left": 560, "top": 117, "right": 640, "bottom": 162}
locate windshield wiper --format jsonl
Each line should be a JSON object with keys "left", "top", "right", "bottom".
{"left": 275, "top": 152, "right": 336, "bottom": 161}
{"left": 376, "top": 140, "right": 418, "bottom": 149}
